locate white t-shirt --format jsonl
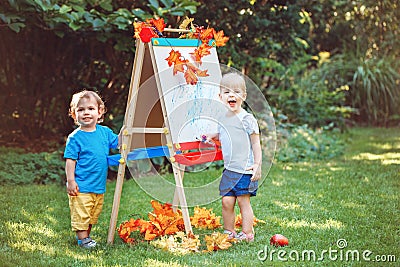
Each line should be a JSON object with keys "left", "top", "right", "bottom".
{"left": 218, "top": 109, "right": 259, "bottom": 174}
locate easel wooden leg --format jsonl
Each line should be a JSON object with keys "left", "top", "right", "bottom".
{"left": 172, "top": 164, "right": 185, "bottom": 211}
{"left": 107, "top": 163, "right": 126, "bottom": 244}
{"left": 171, "top": 164, "right": 192, "bottom": 234}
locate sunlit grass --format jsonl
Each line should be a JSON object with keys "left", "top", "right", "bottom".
{"left": 271, "top": 218, "right": 344, "bottom": 230}
{"left": 0, "top": 127, "right": 399, "bottom": 266}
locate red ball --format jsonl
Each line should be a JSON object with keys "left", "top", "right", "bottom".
{"left": 270, "top": 234, "right": 289, "bottom": 247}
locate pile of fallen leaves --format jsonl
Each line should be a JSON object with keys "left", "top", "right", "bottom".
{"left": 118, "top": 200, "right": 265, "bottom": 254}
{"left": 118, "top": 200, "right": 185, "bottom": 243}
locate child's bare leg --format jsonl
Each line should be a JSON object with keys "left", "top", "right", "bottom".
{"left": 237, "top": 195, "right": 254, "bottom": 234}
{"left": 76, "top": 230, "right": 89, "bottom": 240}
{"left": 222, "top": 196, "right": 237, "bottom": 233}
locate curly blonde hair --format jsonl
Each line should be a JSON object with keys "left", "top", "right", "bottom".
{"left": 68, "top": 90, "right": 106, "bottom": 125}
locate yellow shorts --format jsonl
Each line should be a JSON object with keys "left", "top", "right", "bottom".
{"left": 68, "top": 193, "right": 104, "bottom": 232}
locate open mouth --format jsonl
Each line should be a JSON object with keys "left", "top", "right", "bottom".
{"left": 228, "top": 99, "right": 236, "bottom": 107}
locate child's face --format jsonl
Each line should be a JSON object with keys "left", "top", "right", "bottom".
{"left": 74, "top": 96, "right": 101, "bottom": 131}
{"left": 219, "top": 87, "right": 246, "bottom": 113}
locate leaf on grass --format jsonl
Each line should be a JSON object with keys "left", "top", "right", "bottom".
{"left": 204, "top": 232, "right": 232, "bottom": 252}
{"left": 151, "top": 231, "right": 200, "bottom": 255}
{"left": 235, "top": 214, "right": 266, "bottom": 228}
{"left": 190, "top": 206, "right": 221, "bottom": 229}
{"left": 118, "top": 200, "right": 185, "bottom": 242}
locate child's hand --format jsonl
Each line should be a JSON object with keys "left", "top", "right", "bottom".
{"left": 199, "top": 134, "right": 214, "bottom": 145}
{"left": 67, "top": 181, "right": 79, "bottom": 196}
{"left": 199, "top": 133, "right": 218, "bottom": 145}
{"left": 246, "top": 164, "right": 261, "bottom": 181}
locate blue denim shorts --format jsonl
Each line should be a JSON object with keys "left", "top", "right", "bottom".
{"left": 219, "top": 169, "right": 258, "bottom": 197}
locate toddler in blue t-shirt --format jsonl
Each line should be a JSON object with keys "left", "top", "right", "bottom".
{"left": 64, "top": 90, "right": 119, "bottom": 248}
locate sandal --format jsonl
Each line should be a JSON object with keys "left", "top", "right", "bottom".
{"left": 223, "top": 230, "right": 237, "bottom": 240}
{"left": 236, "top": 231, "right": 254, "bottom": 242}
{"left": 79, "top": 237, "right": 97, "bottom": 248}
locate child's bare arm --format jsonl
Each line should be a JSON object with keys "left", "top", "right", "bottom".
{"left": 248, "top": 133, "right": 262, "bottom": 181}
{"left": 65, "top": 158, "right": 79, "bottom": 196}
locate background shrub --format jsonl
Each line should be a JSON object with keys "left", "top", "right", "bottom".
{"left": 275, "top": 124, "right": 345, "bottom": 163}
{"left": 0, "top": 147, "right": 65, "bottom": 185}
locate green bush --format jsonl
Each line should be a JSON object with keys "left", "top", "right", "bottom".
{"left": 317, "top": 53, "right": 400, "bottom": 126}
{"left": 276, "top": 124, "right": 345, "bottom": 162}
{"left": 0, "top": 147, "right": 65, "bottom": 185}
{"left": 264, "top": 55, "right": 355, "bottom": 130}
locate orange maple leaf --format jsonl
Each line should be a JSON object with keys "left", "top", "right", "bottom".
{"left": 190, "top": 207, "right": 221, "bottom": 229}
{"left": 190, "top": 43, "right": 211, "bottom": 64}
{"left": 184, "top": 68, "right": 198, "bottom": 85}
{"left": 200, "top": 28, "right": 215, "bottom": 43}
{"left": 235, "top": 214, "right": 266, "bottom": 228}
{"left": 144, "top": 230, "right": 157, "bottom": 241}
{"left": 165, "top": 50, "right": 183, "bottom": 67}
{"left": 196, "top": 69, "right": 209, "bottom": 77}
{"left": 213, "top": 30, "right": 229, "bottom": 47}
{"left": 150, "top": 18, "right": 166, "bottom": 33}
{"left": 186, "top": 62, "right": 200, "bottom": 73}
{"left": 173, "top": 59, "right": 188, "bottom": 75}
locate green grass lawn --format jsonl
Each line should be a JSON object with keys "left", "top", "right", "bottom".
{"left": 0, "top": 128, "right": 399, "bottom": 267}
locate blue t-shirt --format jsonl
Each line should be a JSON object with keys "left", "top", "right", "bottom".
{"left": 64, "top": 125, "right": 118, "bottom": 194}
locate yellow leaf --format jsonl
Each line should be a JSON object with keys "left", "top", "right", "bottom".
{"left": 179, "top": 17, "right": 194, "bottom": 30}
{"left": 204, "top": 232, "right": 232, "bottom": 251}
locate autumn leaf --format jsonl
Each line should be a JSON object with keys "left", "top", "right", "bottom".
{"left": 196, "top": 69, "right": 209, "bottom": 77}
{"left": 190, "top": 43, "right": 211, "bottom": 64}
{"left": 179, "top": 17, "right": 194, "bottom": 30}
{"left": 151, "top": 200, "right": 176, "bottom": 216}
{"left": 190, "top": 206, "right": 221, "bottom": 229}
{"left": 173, "top": 59, "right": 188, "bottom": 75}
{"left": 118, "top": 200, "right": 185, "bottom": 242}
{"left": 165, "top": 50, "right": 188, "bottom": 74}
{"left": 184, "top": 68, "right": 198, "bottom": 85}
{"left": 204, "top": 232, "right": 232, "bottom": 252}
{"left": 150, "top": 18, "right": 166, "bottom": 33}
{"left": 165, "top": 50, "right": 184, "bottom": 67}
{"left": 200, "top": 28, "right": 215, "bottom": 43}
{"left": 118, "top": 218, "right": 146, "bottom": 244}
{"left": 144, "top": 230, "right": 158, "bottom": 241}
{"left": 151, "top": 232, "right": 201, "bottom": 255}
{"left": 235, "top": 214, "right": 266, "bottom": 228}
{"left": 213, "top": 30, "right": 229, "bottom": 47}
{"left": 133, "top": 22, "right": 144, "bottom": 39}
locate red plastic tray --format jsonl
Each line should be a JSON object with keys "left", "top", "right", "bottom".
{"left": 174, "top": 149, "right": 223, "bottom": 166}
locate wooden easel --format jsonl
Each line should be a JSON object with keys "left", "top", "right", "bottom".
{"left": 107, "top": 35, "right": 222, "bottom": 244}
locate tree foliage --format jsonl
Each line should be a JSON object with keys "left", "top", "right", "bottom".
{"left": 0, "top": 0, "right": 198, "bottom": 148}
